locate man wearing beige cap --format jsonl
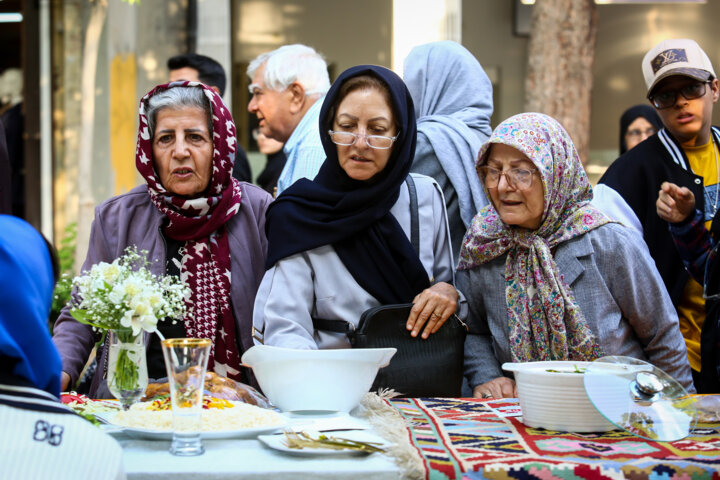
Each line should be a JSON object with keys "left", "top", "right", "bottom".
{"left": 595, "top": 39, "right": 719, "bottom": 391}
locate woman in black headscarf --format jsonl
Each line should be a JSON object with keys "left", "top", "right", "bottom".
{"left": 619, "top": 104, "right": 662, "bottom": 154}
{"left": 253, "top": 65, "right": 459, "bottom": 349}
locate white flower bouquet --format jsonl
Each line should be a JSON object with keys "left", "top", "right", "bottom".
{"left": 70, "top": 246, "right": 190, "bottom": 406}
{"left": 70, "top": 246, "right": 189, "bottom": 335}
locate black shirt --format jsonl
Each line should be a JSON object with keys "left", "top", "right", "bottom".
{"left": 146, "top": 236, "right": 186, "bottom": 380}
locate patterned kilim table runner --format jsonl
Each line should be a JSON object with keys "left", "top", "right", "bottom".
{"left": 388, "top": 397, "right": 720, "bottom": 480}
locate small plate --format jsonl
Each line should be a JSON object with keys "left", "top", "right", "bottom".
{"left": 95, "top": 411, "right": 287, "bottom": 440}
{"left": 258, "top": 430, "right": 390, "bottom": 456}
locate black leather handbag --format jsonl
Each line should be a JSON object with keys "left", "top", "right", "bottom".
{"left": 354, "top": 303, "right": 466, "bottom": 397}
{"left": 312, "top": 175, "right": 467, "bottom": 397}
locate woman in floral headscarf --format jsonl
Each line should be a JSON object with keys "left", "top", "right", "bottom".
{"left": 52, "top": 82, "right": 273, "bottom": 397}
{"left": 458, "top": 112, "right": 693, "bottom": 399}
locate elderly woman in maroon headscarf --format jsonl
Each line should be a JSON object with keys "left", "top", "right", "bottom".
{"left": 52, "top": 82, "right": 273, "bottom": 397}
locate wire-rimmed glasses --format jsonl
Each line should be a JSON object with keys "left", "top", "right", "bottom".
{"left": 478, "top": 165, "right": 540, "bottom": 190}
{"left": 328, "top": 130, "right": 399, "bottom": 150}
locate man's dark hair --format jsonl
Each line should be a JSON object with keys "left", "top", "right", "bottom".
{"left": 167, "top": 53, "right": 227, "bottom": 96}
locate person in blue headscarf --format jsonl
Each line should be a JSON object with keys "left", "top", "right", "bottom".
{"left": 404, "top": 41, "right": 493, "bottom": 263}
{"left": 0, "top": 215, "right": 124, "bottom": 479}
{"left": 253, "top": 65, "right": 461, "bottom": 350}
{"left": 0, "top": 216, "right": 60, "bottom": 395}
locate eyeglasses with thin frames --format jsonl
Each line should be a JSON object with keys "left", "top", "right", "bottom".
{"left": 648, "top": 80, "right": 711, "bottom": 109}
{"left": 478, "top": 166, "right": 540, "bottom": 190}
{"left": 626, "top": 127, "right": 656, "bottom": 139}
{"left": 328, "top": 130, "right": 399, "bottom": 150}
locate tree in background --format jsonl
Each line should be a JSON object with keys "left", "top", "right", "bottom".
{"left": 525, "top": 0, "right": 597, "bottom": 166}
{"left": 76, "top": 0, "right": 139, "bottom": 271}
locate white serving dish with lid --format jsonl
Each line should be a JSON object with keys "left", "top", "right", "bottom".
{"left": 502, "top": 360, "right": 616, "bottom": 433}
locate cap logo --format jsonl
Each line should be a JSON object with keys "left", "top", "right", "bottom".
{"left": 651, "top": 48, "right": 688, "bottom": 74}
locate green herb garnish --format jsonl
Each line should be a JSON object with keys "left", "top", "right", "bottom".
{"left": 283, "top": 431, "right": 385, "bottom": 454}
{"left": 546, "top": 365, "right": 586, "bottom": 374}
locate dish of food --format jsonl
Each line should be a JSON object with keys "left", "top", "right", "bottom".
{"left": 143, "top": 371, "right": 271, "bottom": 407}
{"left": 62, "top": 393, "right": 121, "bottom": 425}
{"left": 258, "top": 430, "right": 390, "bottom": 456}
{"left": 502, "top": 360, "right": 616, "bottom": 432}
{"left": 96, "top": 396, "right": 287, "bottom": 440}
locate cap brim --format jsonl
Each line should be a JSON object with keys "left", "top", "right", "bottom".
{"left": 648, "top": 68, "right": 713, "bottom": 97}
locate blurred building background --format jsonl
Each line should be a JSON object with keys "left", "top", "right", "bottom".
{"left": 2, "top": 0, "right": 719, "bottom": 245}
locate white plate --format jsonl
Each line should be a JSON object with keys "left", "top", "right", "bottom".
{"left": 258, "top": 430, "right": 390, "bottom": 456}
{"left": 95, "top": 411, "right": 287, "bottom": 440}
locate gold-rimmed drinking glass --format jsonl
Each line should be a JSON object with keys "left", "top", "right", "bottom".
{"left": 161, "top": 338, "right": 211, "bottom": 456}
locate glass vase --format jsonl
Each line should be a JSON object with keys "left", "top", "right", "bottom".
{"left": 106, "top": 328, "right": 148, "bottom": 410}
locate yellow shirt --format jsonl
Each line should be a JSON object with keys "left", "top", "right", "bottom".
{"left": 678, "top": 140, "right": 719, "bottom": 371}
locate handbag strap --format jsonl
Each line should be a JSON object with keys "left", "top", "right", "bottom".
{"left": 311, "top": 317, "right": 357, "bottom": 344}
{"left": 311, "top": 317, "right": 355, "bottom": 335}
{"left": 405, "top": 175, "right": 419, "bottom": 253}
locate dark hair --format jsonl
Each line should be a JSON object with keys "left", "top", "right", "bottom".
{"left": 325, "top": 73, "right": 400, "bottom": 133}
{"left": 167, "top": 53, "right": 227, "bottom": 96}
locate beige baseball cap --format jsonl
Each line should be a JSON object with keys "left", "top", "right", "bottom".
{"left": 642, "top": 39, "right": 715, "bottom": 96}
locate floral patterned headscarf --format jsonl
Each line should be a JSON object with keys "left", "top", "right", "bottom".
{"left": 136, "top": 81, "right": 244, "bottom": 380}
{"left": 458, "top": 112, "right": 611, "bottom": 363}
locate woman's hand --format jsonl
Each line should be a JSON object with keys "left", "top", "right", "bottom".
{"left": 61, "top": 372, "right": 71, "bottom": 392}
{"left": 473, "top": 377, "right": 517, "bottom": 399}
{"left": 406, "top": 282, "right": 459, "bottom": 339}
{"left": 657, "top": 181, "right": 695, "bottom": 223}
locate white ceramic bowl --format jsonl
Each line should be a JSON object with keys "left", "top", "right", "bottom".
{"left": 502, "top": 360, "right": 616, "bottom": 433}
{"left": 242, "top": 345, "right": 396, "bottom": 413}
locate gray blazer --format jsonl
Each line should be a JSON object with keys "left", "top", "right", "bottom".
{"left": 458, "top": 222, "right": 695, "bottom": 391}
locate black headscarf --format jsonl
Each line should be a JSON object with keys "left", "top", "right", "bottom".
{"left": 264, "top": 65, "right": 430, "bottom": 304}
{"left": 619, "top": 104, "right": 662, "bottom": 154}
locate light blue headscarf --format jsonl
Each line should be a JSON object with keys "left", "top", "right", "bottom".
{"left": 0, "top": 215, "right": 60, "bottom": 396}
{"left": 404, "top": 40, "right": 493, "bottom": 227}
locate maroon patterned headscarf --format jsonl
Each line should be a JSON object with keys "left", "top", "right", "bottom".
{"left": 136, "top": 81, "right": 244, "bottom": 380}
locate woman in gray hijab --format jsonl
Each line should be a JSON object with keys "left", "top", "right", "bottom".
{"left": 404, "top": 41, "right": 494, "bottom": 262}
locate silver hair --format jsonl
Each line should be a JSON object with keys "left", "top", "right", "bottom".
{"left": 247, "top": 44, "right": 330, "bottom": 96}
{"left": 146, "top": 86, "right": 212, "bottom": 139}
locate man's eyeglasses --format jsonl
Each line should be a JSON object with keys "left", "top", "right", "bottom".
{"left": 328, "top": 130, "right": 399, "bottom": 150}
{"left": 478, "top": 166, "right": 540, "bottom": 190}
{"left": 626, "top": 127, "right": 656, "bottom": 139}
{"left": 648, "top": 81, "right": 711, "bottom": 109}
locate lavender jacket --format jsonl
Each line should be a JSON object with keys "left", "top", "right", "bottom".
{"left": 52, "top": 183, "right": 273, "bottom": 396}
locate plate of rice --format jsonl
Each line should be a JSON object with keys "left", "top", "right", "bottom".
{"left": 96, "top": 396, "right": 287, "bottom": 440}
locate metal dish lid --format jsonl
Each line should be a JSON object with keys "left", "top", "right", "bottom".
{"left": 583, "top": 356, "right": 697, "bottom": 442}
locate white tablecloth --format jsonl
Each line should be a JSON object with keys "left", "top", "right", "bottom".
{"left": 113, "top": 414, "right": 402, "bottom": 480}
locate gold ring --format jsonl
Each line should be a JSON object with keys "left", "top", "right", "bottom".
{"left": 432, "top": 312, "right": 441, "bottom": 318}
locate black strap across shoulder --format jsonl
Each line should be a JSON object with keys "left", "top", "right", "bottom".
{"left": 405, "top": 175, "right": 419, "bottom": 253}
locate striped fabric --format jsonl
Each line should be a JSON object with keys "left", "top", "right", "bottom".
{"left": 0, "top": 383, "right": 125, "bottom": 480}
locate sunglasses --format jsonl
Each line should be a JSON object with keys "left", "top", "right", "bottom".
{"left": 648, "top": 81, "right": 711, "bottom": 109}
